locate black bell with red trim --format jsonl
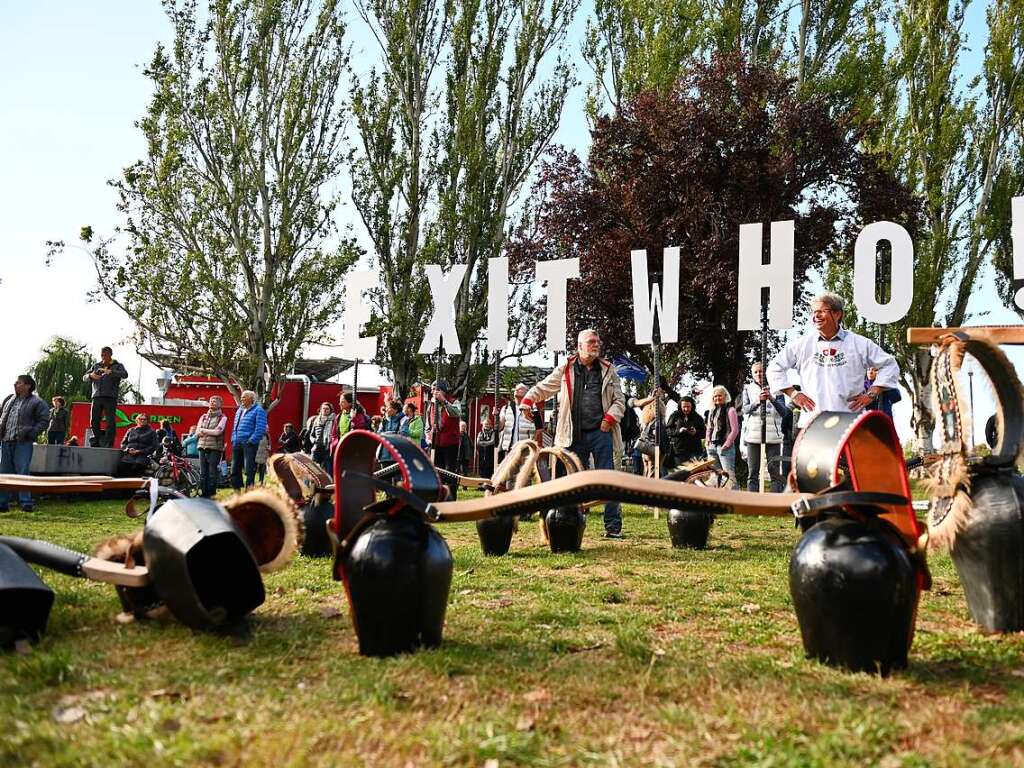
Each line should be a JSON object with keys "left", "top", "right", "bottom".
{"left": 330, "top": 430, "right": 453, "bottom": 657}
{"left": 788, "top": 410, "right": 928, "bottom": 675}
{"left": 789, "top": 514, "right": 918, "bottom": 675}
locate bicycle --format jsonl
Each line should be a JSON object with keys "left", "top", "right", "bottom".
{"left": 149, "top": 439, "right": 201, "bottom": 497}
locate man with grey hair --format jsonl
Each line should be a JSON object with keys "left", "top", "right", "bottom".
{"left": 230, "top": 389, "right": 267, "bottom": 490}
{"left": 767, "top": 292, "right": 899, "bottom": 429}
{"left": 521, "top": 329, "right": 627, "bottom": 538}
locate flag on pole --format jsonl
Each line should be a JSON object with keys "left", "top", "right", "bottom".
{"left": 612, "top": 355, "right": 649, "bottom": 383}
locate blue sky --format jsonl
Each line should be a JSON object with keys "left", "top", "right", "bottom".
{"left": 0, "top": 1, "right": 1015, "bottom": 448}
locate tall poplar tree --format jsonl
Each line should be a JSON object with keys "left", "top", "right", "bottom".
{"left": 831, "top": 0, "right": 1022, "bottom": 451}
{"left": 50, "top": 0, "right": 359, "bottom": 408}
{"left": 350, "top": 0, "right": 578, "bottom": 399}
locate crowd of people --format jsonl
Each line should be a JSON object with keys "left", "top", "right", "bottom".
{"left": 1, "top": 293, "right": 928, "bottom": 526}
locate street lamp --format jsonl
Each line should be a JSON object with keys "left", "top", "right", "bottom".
{"left": 156, "top": 369, "right": 174, "bottom": 405}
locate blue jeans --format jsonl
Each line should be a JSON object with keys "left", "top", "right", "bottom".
{"left": 707, "top": 443, "right": 739, "bottom": 490}
{"left": 230, "top": 442, "right": 258, "bottom": 490}
{"left": 0, "top": 441, "right": 35, "bottom": 508}
{"left": 569, "top": 428, "right": 622, "bottom": 533}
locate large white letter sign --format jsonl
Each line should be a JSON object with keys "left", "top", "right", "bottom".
{"left": 736, "top": 220, "right": 795, "bottom": 331}
{"left": 535, "top": 258, "right": 580, "bottom": 354}
{"left": 417, "top": 263, "right": 468, "bottom": 354}
{"left": 1013, "top": 196, "right": 1024, "bottom": 310}
{"left": 853, "top": 221, "right": 913, "bottom": 323}
{"left": 341, "top": 270, "right": 378, "bottom": 360}
{"left": 631, "top": 247, "right": 680, "bottom": 344}
{"left": 486, "top": 257, "right": 511, "bottom": 352}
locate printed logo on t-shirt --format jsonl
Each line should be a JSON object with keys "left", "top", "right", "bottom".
{"left": 814, "top": 347, "right": 847, "bottom": 368}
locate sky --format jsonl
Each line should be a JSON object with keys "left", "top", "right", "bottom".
{"left": 0, "top": 1, "right": 1016, "bottom": 449}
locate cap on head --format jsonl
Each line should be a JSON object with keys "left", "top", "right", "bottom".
{"left": 432, "top": 379, "right": 450, "bottom": 394}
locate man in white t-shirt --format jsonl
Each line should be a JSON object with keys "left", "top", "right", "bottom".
{"left": 497, "top": 383, "right": 538, "bottom": 461}
{"left": 766, "top": 292, "right": 899, "bottom": 429}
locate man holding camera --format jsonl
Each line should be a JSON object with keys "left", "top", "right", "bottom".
{"left": 83, "top": 346, "right": 128, "bottom": 448}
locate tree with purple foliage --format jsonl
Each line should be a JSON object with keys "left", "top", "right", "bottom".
{"left": 510, "top": 54, "right": 918, "bottom": 395}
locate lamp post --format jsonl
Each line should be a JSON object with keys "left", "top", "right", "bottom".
{"left": 156, "top": 369, "right": 174, "bottom": 405}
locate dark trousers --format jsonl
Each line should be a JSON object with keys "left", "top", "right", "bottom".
{"left": 745, "top": 442, "right": 784, "bottom": 492}
{"left": 781, "top": 438, "right": 794, "bottom": 481}
{"left": 199, "top": 448, "right": 222, "bottom": 497}
{"left": 313, "top": 446, "right": 332, "bottom": 479}
{"left": 90, "top": 397, "right": 117, "bottom": 447}
{"left": 568, "top": 428, "right": 621, "bottom": 533}
{"left": 47, "top": 431, "right": 65, "bottom": 446}
{"left": 434, "top": 444, "right": 459, "bottom": 501}
{"left": 477, "top": 453, "right": 494, "bottom": 479}
{"left": 230, "top": 442, "right": 258, "bottom": 490}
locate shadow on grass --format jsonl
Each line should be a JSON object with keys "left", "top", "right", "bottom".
{"left": 905, "top": 657, "right": 1024, "bottom": 689}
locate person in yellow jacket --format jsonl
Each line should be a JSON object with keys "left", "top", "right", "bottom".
{"left": 520, "top": 329, "right": 626, "bottom": 538}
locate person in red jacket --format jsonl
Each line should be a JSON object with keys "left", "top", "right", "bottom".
{"left": 428, "top": 379, "right": 461, "bottom": 500}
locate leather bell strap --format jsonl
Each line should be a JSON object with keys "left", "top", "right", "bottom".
{"left": 342, "top": 465, "right": 802, "bottom": 524}
{"left": 790, "top": 491, "right": 909, "bottom": 518}
{"left": 790, "top": 410, "right": 920, "bottom": 549}
{"left": 373, "top": 460, "right": 491, "bottom": 490}
{"left": 0, "top": 536, "right": 150, "bottom": 587}
{"left": 330, "top": 430, "right": 444, "bottom": 577}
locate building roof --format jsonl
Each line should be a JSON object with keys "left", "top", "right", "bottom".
{"left": 145, "top": 353, "right": 354, "bottom": 382}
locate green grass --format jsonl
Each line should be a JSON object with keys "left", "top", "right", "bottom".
{"left": 2, "top": 488, "right": 1024, "bottom": 767}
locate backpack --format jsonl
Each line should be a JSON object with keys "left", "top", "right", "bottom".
{"left": 620, "top": 405, "right": 641, "bottom": 444}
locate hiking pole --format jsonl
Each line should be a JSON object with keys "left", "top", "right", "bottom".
{"left": 432, "top": 342, "right": 443, "bottom": 463}
{"left": 493, "top": 350, "right": 500, "bottom": 474}
{"left": 352, "top": 358, "right": 360, "bottom": 417}
{"left": 652, "top": 323, "right": 661, "bottom": 518}
{"left": 760, "top": 287, "right": 769, "bottom": 494}
{"left": 549, "top": 351, "right": 559, "bottom": 474}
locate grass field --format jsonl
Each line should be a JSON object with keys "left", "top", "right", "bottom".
{"left": 2, "top": 487, "right": 1024, "bottom": 767}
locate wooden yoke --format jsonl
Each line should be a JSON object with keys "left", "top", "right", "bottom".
{"left": 0, "top": 475, "right": 148, "bottom": 493}
{"left": 907, "top": 325, "right": 1024, "bottom": 550}
{"left": 431, "top": 471, "right": 803, "bottom": 522}
{"left": 907, "top": 326, "right": 1024, "bottom": 346}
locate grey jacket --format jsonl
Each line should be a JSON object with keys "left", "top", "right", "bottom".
{"left": 83, "top": 360, "right": 128, "bottom": 399}
{"left": 0, "top": 393, "right": 50, "bottom": 443}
